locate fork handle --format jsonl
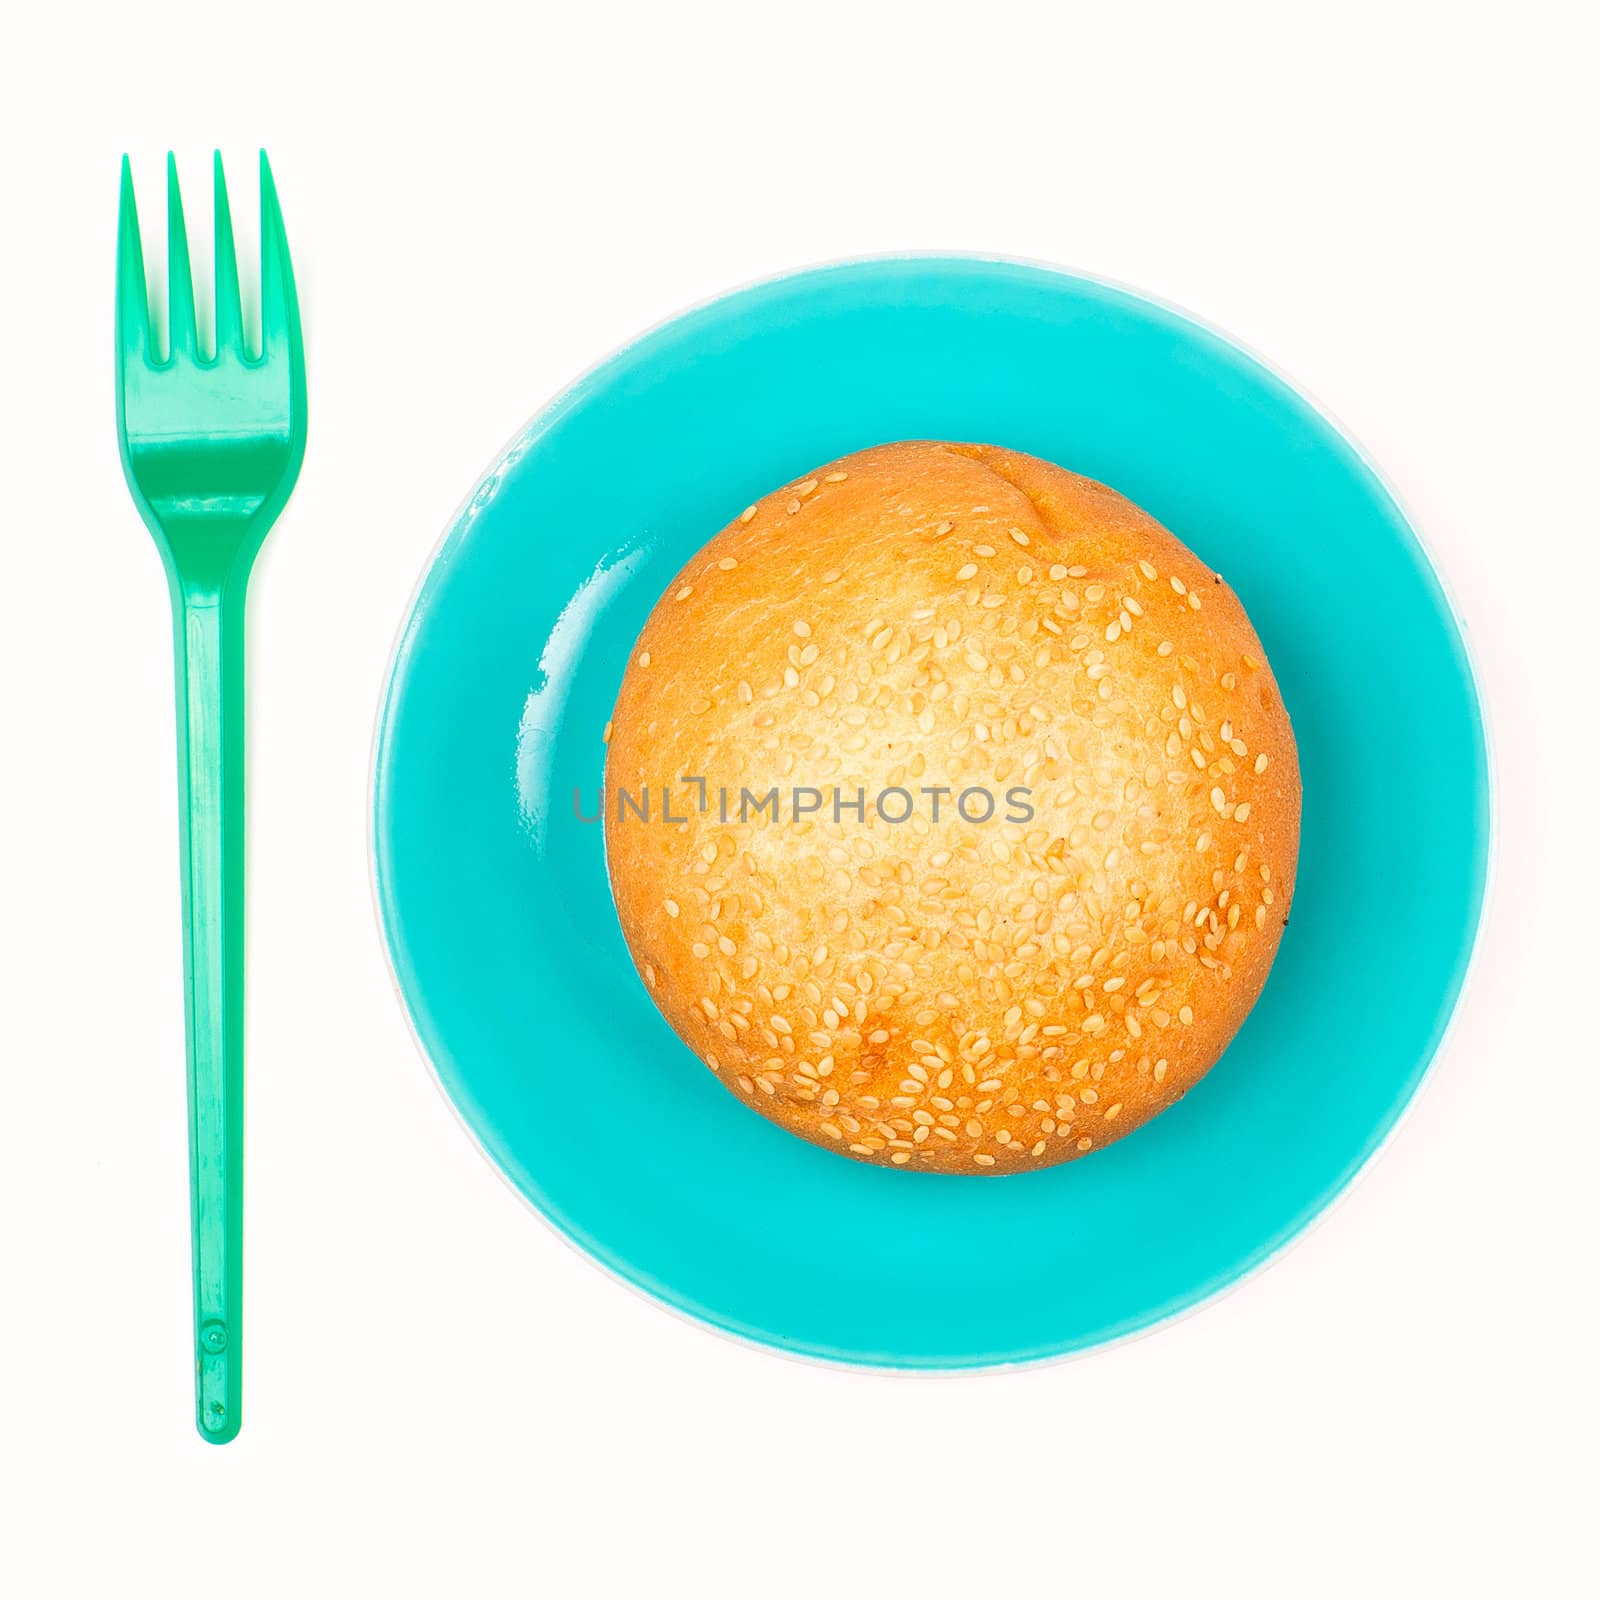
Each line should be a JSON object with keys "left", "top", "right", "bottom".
{"left": 171, "top": 579, "right": 247, "bottom": 1443}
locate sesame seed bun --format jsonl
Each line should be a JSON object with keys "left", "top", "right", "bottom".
{"left": 604, "top": 442, "right": 1300, "bottom": 1172}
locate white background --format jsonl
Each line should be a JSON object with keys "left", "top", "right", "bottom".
{"left": 2, "top": 3, "right": 1594, "bottom": 1594}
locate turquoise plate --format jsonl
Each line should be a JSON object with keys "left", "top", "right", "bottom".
{"left": 372, "top": 258, "right": 1489, "bottom": 1367}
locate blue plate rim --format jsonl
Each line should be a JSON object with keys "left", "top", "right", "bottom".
{"left": 368, "top": 252, "right": 1496, "bottom": 1370}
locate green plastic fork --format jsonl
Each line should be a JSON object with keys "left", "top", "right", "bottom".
{"left": 115, "top": 151, "right": 306, "bottom": 1444}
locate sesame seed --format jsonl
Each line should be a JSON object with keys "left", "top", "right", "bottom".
{"left": 974, "top": 1153, "right": 997, "bottom": 1166}
{"left": 974, "top": 544, "right": 996, "bottom": 558}
{"left": 798, "top": 479, "right": 819, "bottom": 496}
{"left": 663, "top": 899, "right": 680, "bottom": 917}
{"left": 824, "top": 471, "right": 849, "bottom": 483}
{"left": 786, "top": 498, "right": 801, "bottom": 514}
{"left": 602, "top": 720, "right": 612, "bottom": 743}
{"left": 1138, "top": 560, "right": 1158, "bottom": 580}
{"left": 794, "top": 619, "right": 812, "bottom": 638}
{"left": 675, "top": 585, "right": 693, "bottom": 601}
{"left": 957, "top": 563, "right": 978, "bottom": 581}
{"left": 739, "top": 505, "right": 757, "bottom": 523}
{"left": 637, "top": 650, "right": 651, "bottom": 668}
{"left": 718, "top": 556, "right": 738, "bottom": 570}
{"left": 1009, "top": 527, "right": 1030, "bottom": 546}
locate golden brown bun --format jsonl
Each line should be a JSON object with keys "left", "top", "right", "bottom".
{"left": 604, "top": 442, "right": 1300, "bottom": 1172}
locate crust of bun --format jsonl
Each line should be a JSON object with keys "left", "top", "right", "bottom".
{"left": 604, "top": 442, "right": 1300, "bottom": 1172}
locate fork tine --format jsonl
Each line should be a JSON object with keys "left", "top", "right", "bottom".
{"left": 166, "top": 153, "right": 198, "bottom": 360}
{"left": 211, "top": 152, "right": 244, "bottom": 359}
{"left": 117, "top": 155, "right": 151, "bottom": 370}
{"left": 259, "top": 150, "right": 300, "bottom": 360}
